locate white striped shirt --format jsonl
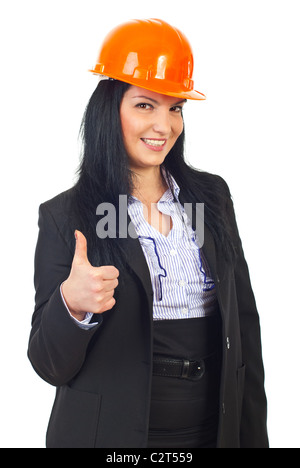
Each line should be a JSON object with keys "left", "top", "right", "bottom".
{"left": 128, "top": 174, "right": 217, "bottom": 321}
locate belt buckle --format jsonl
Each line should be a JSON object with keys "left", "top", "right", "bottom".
{"left": 193, "top": 359, "right": 205, "bottom": 380}
{"left": 181, "top": 359, "right": 205, "bottom": 381}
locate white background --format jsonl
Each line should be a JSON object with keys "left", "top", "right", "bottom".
{"left": 0, "top": 0, "right": 299, "bottom": 448}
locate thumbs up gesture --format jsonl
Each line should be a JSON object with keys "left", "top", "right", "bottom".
{"left": 61, "top": 230, "right": 119, "bottom": 321}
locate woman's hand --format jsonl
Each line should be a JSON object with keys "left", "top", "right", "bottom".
{"left": 61, "top": 230, "right": 119, "bottom": 321}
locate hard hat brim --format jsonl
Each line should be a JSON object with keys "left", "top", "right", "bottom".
{"left": 89, "top": 70, "right": 206, "bottom": 101}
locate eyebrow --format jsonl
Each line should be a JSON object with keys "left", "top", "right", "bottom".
{"left": 132, "top": 95, "right": 187, "bottom": 106}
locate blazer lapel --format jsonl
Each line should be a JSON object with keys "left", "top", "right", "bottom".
{"left": 119, "top": 216, "right": 153, "bottom": 299}
{"left": 202, "top": 223, "right": 218, "bottom": 282}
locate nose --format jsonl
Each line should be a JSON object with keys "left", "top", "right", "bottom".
{"left": 152, "top": 109, "right": 172, "bottom": 135}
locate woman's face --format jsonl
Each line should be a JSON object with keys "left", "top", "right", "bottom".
{"left": 120, "top": 86, "right": 186, "bottom": 172}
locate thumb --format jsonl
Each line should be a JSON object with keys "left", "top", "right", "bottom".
{"left": 73, "top": 230, "right": 90, "bottom": 265}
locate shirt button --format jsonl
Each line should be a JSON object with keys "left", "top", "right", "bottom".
{"left": 182, "top": 308, "right": 189, "bottom": 315}
{"left": 226, "top": 337, "right": 230, "bottom": 350}
{"left": 179, "top": 280, "right": 186, "bottom": 287}
{"left": 170, "top": 249, "right": 177, "bottom": 256}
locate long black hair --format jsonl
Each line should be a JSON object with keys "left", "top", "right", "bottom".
{"left": 73, "top": 79, "right": 236, "bottom": 269}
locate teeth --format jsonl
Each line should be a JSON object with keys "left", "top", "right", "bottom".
{"left": 142, "top": 139, "right": 166, "bottom": 147}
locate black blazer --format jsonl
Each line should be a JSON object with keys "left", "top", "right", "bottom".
{"left": 28, "top": 174, "right": 268, "bottom": 448}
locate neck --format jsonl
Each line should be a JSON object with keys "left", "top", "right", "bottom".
{"left": 131, "top": 165, "right": 168, "bottom": 204}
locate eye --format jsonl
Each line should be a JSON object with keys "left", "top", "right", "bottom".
{"left": 136, "top": 103, "right": 153, "bottom": 110}
{"left": 170, "top": 105, "right": 184, "bottom": 114}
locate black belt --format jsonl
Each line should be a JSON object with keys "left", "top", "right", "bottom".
{"left": 152, "top": 353, "right": 218, "bottom": 381}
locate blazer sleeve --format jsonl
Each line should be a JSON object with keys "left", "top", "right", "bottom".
{"left": 226, "top": 193, "right": 269, "bottom": 448}
{"left": 28, "top": 202, "right": 102, "bottom": 387}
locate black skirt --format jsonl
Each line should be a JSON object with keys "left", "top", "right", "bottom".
{"left": 148, "top": 315, "right": 222, "bottom": 448}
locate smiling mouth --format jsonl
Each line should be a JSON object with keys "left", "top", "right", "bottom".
{"left": 141, "top": 138, "right": 167, "bottom": 148}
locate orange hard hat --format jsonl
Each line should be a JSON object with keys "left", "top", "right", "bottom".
{"left": 89, "top": 18, "right": 206, "bottom": 101}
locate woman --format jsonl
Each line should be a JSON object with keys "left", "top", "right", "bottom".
{"left": 28, "top": 19, "right": 268, "bottom": 448}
